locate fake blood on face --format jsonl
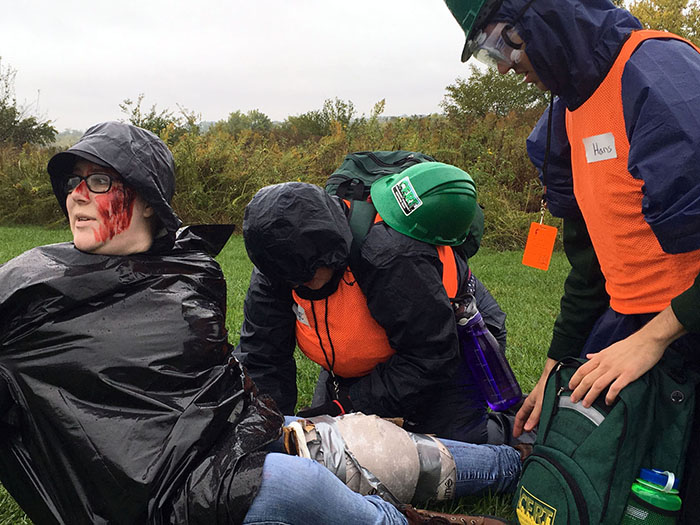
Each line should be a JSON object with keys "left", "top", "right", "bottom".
{"left": 92, "top": 184, "right": 137, "bottom": 242}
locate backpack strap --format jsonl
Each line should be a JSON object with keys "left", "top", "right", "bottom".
{"left": 337, "top": 179, "right": 368, "bottom": 201}
{"left": 344, "top": 199, "right": 379, "bottom": 265}
{"left": 344, "top": 199, "right": 460, "bottom": 299}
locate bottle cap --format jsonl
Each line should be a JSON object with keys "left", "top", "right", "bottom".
{"left": 638, "top": 469, "right": 679, "bottom": 490}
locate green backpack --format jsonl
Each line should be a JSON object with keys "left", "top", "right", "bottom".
{"left": 325, "top": 150, "right": 484, "bottom": 259}
{"left": 514, "top": 355, "right": 697, "bottom": 525}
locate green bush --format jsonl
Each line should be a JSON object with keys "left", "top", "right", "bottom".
{"left": 0, "top": 144, "right": 64, "bottom": 226}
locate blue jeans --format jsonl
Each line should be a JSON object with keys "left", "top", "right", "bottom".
{"left": 243, "top": 453, "right": 408, "bottom": 525}
{"left": 244, "top": 417, "right": 520, "bottom": 524}
{"left": 449, "top": 439, "right": 520, "bottom": 496}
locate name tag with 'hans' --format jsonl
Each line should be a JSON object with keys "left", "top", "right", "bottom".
{"left": 582, "top": 132, "right": 617, "bottom": 163}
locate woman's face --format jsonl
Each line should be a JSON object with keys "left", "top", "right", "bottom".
{"left": 66, "top": 160, "right": 154, "bottom": 255}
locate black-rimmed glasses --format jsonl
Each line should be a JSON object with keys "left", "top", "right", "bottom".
{"left": 64, "top": 173, "right": 115, "bottom": 194}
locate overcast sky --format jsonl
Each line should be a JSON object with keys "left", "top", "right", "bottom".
{"left": 0, "top": 1, "right": 472, "bottom": 132}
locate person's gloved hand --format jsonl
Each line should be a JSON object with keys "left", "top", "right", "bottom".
{"left": 296, "top": 395, "right": 353, "bottom": 418}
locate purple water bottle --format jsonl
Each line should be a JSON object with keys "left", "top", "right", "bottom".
{"left": 454, "top": 296, "right": 522, "bottom": 412}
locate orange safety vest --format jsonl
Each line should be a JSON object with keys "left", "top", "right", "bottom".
{"left": 292, "top": 244, "right": 459, "bottom": 378}
{"left": 566, "top": 30, "right": 700, "bottom": 314}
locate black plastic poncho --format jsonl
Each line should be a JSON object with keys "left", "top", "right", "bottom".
{"left": 0, "top": 226, "right": 283, "bottom": 525}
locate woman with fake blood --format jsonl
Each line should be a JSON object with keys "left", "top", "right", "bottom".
{"left": 0, "top": 122, "right": 513, "bottom": 525}
{"left": 47, "top": 121, "right": 182, "bottom": 255}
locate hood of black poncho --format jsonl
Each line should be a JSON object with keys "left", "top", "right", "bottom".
{"left": 242, "top": 182, "right": 352, "bottom": 285}
{"left": 47, "top": 121, "right": 182, "bottom": 235}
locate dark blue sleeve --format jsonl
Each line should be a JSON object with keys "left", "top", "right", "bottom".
{"left": 526, "top": 97, "right": 581, "bottom": 219}
{"left": 623, "top": 38, "right": 700, "bottom": 254}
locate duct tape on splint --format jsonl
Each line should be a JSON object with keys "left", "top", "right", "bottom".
{"left": 283, "top": 413, "right": 456, "bottom": 504}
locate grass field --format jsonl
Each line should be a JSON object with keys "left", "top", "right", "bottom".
{"left": 0, "top": 225, "right": 569, "bottom": 523}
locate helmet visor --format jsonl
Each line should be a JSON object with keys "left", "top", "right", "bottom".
{"left": 466, "top": 22, "right": 523, "bottom": 69}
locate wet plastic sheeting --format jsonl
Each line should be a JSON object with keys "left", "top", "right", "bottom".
{"left": 0, "top": 225, "right": 282, "bottom": 525}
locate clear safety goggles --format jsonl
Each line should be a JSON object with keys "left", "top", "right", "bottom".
{"left": 466, "top": 22, "right": 524, "bottom": 69}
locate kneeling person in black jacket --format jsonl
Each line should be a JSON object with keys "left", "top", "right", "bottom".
{"left": 235, "top": 166, "right": 525, "bottom": 446}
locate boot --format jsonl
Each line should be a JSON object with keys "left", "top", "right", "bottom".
{"left": 398, "top": 504, "right": 512, "bottom": 525}
{"left": 514, "top": 443, "right": 533, "bottom": 463}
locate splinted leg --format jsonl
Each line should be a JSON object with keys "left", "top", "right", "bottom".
{"left": 283, "top": 413, "right": 521, "bottom": 505}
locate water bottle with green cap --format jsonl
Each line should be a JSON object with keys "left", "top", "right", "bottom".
{"left": 620, "top": 469, "right": 682, "bottom": 524}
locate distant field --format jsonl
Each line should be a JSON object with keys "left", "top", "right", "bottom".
{"left": 0, "top": 226, "right": 569, "bottom": 521}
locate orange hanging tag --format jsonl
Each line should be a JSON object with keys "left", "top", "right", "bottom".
{"left": 522, "top": 222, "right": 558, "bottom": 271}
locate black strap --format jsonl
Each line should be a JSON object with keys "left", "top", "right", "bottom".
{"left": 541, "top": 92, "right": 554, "bottom": 206}
{"left": 310, "top": 298, "right": 341, "bottom": 399}
{"left": 336, "top": 179, "right": 367, "bottom": 201}
{"left": 347, "top": 200, "right": 378, "bottom": 265}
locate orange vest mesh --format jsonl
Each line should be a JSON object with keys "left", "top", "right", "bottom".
{"left": 293, "top": 244, "right": 459, "bottom": 377}
{"left": 565, "top": 30, "right": 700, "bottom": 314}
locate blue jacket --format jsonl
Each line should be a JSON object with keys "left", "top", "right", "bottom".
{"left": 495, "top": 0, "right": 700, "bottom": 352}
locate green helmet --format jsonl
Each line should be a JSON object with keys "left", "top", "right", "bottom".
{"left": 444, "top": 0, "right": 503, "bottom": 62}
{"left": 370, "top": 162, "right": 477, "bottom": 246}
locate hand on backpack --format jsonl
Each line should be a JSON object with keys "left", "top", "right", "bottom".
{"left": 296, "top": 395, "right": 353, "bottom": 418}
{"left": 514, "top": 357, "right": 557, "bottom": 437}
{"left": 568, "top": 306, "right": 684, "bottom": 407}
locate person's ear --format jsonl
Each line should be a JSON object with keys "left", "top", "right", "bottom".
{"left": 143, "top": 204, "right": 155, "bottom": 218}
